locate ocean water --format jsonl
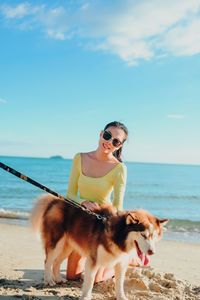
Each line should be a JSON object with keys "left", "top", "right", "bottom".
{"left": 0, "top": 156, "right": 200, "bottom": 244}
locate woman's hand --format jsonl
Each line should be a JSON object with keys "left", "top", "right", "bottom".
{"left": 81, "top": 201, "right": 100, "bottom": 210}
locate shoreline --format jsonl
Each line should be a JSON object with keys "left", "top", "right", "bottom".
{"left": 1, "top": 154, "right": 200, "bottom": 166}
{"left": 0, "top": 222, "right": 200, "bottom": 299}
{"left": 1, "top": 216, "right": 200, "bottom": 245}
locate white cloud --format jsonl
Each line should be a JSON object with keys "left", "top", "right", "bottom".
{"left": 0, "top": 98, "right": 7, "bottom": 104}
{"left": 1, "top": 0, "right": 200, "bottom": 64}
{"left": 1, "top": 3, "right": 43, "bottom": 19}
{"left": 1, "top": 3, "right": 28, "bottom": 18}
{"left": 46, "top": 29, "right": 66, "bottom": 40}
{"left": 167, "top": 115, "right": 186, "bottom": 119}
{"left": 160, "top": 18, "right": 200, "bottom": 56}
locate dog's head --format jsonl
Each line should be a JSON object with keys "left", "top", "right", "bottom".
{"left": 125, "top": 209, "right": 168, "bottom": 265}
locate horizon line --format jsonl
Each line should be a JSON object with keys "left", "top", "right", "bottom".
{"left": 0, "top": 154, "right": 199, "bottom": 167}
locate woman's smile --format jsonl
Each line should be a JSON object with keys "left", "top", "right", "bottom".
{"left": 102, "top": 143, "right": 111, "bottom": 150}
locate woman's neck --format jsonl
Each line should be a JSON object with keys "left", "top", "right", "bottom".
{"left": 93, "top": 148, "right": 113, "bottom": 161}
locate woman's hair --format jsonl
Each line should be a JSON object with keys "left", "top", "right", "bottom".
{"left": 103, "top": 121, "right": 128, "bottom": 162}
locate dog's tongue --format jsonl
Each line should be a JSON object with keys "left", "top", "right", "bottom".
{"left": 139, "top": 253, "right": 149, "bottom": 266}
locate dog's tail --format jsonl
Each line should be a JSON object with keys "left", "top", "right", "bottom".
{"left": 29, "top": 193, "right": 57, "bottom": 233}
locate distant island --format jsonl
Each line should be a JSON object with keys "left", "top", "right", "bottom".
{"left": 49, "top": 155, "right": 64, "bottom": 159}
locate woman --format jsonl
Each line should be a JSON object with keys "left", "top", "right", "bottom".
{"left": 66, "top": 121, "right": 128, "bottom": 282}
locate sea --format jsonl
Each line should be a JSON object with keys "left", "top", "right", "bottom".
{"left": 0, "top": 156, "right": 200, "bottom": 244}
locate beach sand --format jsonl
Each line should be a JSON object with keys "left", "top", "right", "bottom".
{"left": 0, "top": 223, "right": 199, "bottom": 299}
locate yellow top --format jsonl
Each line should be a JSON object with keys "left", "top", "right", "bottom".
{"left": 67, "top": 153, "right": 127, "bottom": 211}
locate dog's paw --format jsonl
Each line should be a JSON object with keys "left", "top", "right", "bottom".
{"left": 116, "top": 295, "right": 128, "bottom": 300}
{"left": 79, "top": 295, "right": 91, "bottom": 300}
{"left": 56, "top": 277, "right": 67, "bottom": 284}
{"left": 44, "top": 278, "right": 56, "bottom": 286}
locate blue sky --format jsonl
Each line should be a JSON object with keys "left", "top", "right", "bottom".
{"left": 0, "top": 0, "right": 200, "bottom": 165}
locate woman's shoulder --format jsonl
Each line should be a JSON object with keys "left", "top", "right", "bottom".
{"left": 73, "top": 152, "right": 81, "bottom": 158}
{"left": 73, "top": 152, "right": 94, "bottom": 165}
{"left": 115, "top": 162, "right": 127, "bottom": 172}
{"left": 80, "top": 151, "right": 95, "bottom": 158}
{"left": 72, "top": 152, "right": 81, "bottom": 163}
{"left": 111, "top": 162, "right": 127, "bottom": 183}
{"left": 110, "top": 162, "right": 126, "bottom": 177}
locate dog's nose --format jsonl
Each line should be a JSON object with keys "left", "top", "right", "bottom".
{"left": 148, "top": 249, "right": 154, "bottom": 255}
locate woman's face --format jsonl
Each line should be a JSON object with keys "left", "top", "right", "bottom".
{"left": 99, "top": 126, "right": 127, "bottom": 153}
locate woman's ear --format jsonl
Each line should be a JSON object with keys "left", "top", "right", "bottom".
{"left": 100, "top": 130, "right": 103, "bottom": 137}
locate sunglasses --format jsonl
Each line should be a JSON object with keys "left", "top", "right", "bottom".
{"left": 102, "top": 130, "right": 122, "bottom": 147}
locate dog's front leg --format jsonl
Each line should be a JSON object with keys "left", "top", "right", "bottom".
{"left": 80, "top": 259, "right": 98, "bottom": 300}
{"left": 114, "top": 262, "right": 128, "bottom": 300}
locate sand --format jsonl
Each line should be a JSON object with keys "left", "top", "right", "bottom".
{"left": 0, "top": 222, "right": 199, "bottom": 300}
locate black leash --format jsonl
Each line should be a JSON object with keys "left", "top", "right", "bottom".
{"left": 0, "top": 161, "right": 106, "bottom": 222}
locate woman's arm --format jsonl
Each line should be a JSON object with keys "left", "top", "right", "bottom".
{"left": 112, "top": 164, "right": 127, "bottom": 211}
{"left": 67, "top": 153, "right": 99, "bottom": 208}
{"left": 67, "top": 153, "right": 84, "bottom": 204}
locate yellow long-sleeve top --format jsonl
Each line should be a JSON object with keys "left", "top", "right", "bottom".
{"left": 67, "top": 153, "right": 127, "bottom": 211}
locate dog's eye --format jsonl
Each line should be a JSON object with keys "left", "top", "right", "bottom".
{"left": 141, "top": 233, "right": 147, "bottom": 239}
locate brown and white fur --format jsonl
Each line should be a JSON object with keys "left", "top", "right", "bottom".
{"left": 30, "top": 194, "right": 168, "bottom": 300}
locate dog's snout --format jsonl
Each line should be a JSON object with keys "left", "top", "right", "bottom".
{"left": 148, "top": 249, "right": 154, "bottom": 255}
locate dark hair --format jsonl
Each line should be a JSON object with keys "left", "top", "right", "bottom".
{"left": 103, "top": 121, "right": 128, "bottom": 162}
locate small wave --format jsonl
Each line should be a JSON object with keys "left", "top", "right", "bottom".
{"left": 126, "top": 193, "right": 200, "bottom": 201}
{"left": 0, "top": 207, "right": 199, "bottom": 237}
{"left": 0, "top": 208, "right": 29, "bottom": 220}
{"left": 166, "top": 218, "right": 200, "bottom": 233}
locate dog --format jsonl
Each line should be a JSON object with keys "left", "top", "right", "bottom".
{"left": 30, "top": 194, "right": 168, "bottom": 300}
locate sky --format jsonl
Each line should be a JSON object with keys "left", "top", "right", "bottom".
{"left": 0, "top": 0, "right": 200, "bottom": 165}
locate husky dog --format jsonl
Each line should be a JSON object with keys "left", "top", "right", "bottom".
{"left": 30, "top": 194, "right": 168, "bottom": 300}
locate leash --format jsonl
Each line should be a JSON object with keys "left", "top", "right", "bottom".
{"left": 0, "top": 161, "right": 106, "bottom": 222}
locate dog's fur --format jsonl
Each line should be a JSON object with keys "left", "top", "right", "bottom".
{"left": 30, "top": 194, "right": 168, "bottom": 300}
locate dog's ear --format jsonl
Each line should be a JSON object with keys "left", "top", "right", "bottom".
{"left": 156, "top": 218, "right": 169, "bottom": 227}
{"left": 126, "top": 213, "right": 139, "bottom": 225}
